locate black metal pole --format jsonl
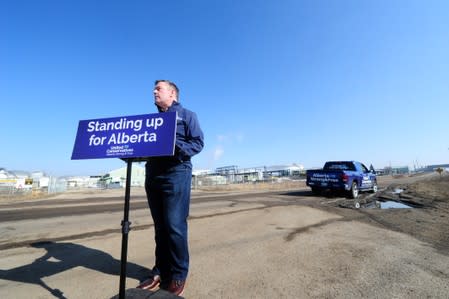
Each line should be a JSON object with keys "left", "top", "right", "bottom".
{"left": 119, "top": 159, "right": 133, "bottom": 299}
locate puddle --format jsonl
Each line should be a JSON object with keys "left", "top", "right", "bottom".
{"left": 356, "top": 200, "right": 415, "bottom": 209}
{"left": 380, "top": 201, "right": 412, "bottom": 209}
{"left": 393, "top": 188, "right": 404, "bottom": 194}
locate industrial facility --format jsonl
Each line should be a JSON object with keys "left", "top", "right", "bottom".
{"left": 1, "top": 162, "right": 447, "bottom": 197}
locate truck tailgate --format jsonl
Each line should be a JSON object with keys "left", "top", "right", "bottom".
{"left": 307, "top": 170, "right": 342, "bottom": 187}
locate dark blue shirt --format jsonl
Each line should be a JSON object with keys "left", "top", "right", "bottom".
{"left": 146, "top": 102, "right": 204, "bottom": 174}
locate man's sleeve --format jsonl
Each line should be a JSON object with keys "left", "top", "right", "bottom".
{"left": 176, "top": 111, "right": 204, "bottom": 158}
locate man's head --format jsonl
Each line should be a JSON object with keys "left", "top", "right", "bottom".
{"left": 153, "top": 80, "right": 179, "bottom": 111}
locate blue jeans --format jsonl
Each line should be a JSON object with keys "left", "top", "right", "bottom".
{"left": 145, "top": 162, "right": 192, "bottom": 281}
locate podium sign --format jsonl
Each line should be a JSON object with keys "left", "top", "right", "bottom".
{"left": 71, "top": 112, "right": 177, "bottom": 160}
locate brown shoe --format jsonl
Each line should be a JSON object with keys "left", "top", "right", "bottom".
{"left": 136, "top": 275, "right": 161, "bottom": 291}
{"left": 162, "top": 280, "right": 185, "bottom": 296}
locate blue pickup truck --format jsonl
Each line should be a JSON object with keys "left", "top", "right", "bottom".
{"left": 306, "top": 161, "right": 377, "bottom": 199}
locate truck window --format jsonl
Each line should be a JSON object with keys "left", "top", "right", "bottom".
{"left": 324, "top": 162, "right": 355, "bottom": 171}
{"left": 361, "top": 164, "right": 369, "bottom": 173}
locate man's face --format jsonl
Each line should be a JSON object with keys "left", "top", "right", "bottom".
{"left": 153, "top": 82, "right": 176, "bottom": 111}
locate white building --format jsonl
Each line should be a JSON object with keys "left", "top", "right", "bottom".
{"left": 30, "top": 171, "right": 50, "bottom": 188}
{"left": 101, "top": 164, "right": 146, "bottom": 187}
{"left": 0, "top": 169, "right": 33, "bottom": 189}
{"left": 0, "top": 168, "right": 13, "bottom": 179}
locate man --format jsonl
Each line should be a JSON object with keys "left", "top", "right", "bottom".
{"left": 137, "top": 80, "right": 204, "bottom": 296}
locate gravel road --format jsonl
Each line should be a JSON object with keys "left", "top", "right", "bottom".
{"left": 0, "top": 174, "right": 448, "bottom": 298}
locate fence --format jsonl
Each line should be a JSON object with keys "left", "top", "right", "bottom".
{"left": 192, "top": 174, "right": 306, "bottom": 191}
{"left": 0, "top": 176, "right": 67, "bottom": 199}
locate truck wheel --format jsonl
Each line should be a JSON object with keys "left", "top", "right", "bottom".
{"left": 348, "top": 182, "right": 359, "bottom": 199}
{"left": 311, "top": 187, "right": 320, "bottom": 195}
{"left": 370, "top": 181, "right": 378, "bottom": 193}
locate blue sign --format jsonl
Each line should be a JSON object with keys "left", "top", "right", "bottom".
{"left": 71, "top": 112, "right": 177, "bottom": 160}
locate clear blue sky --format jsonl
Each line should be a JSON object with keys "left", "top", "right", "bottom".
{"left": 1, "top": 0, "right": 448, "bottom": 176}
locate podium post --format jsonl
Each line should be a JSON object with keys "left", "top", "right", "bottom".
{"left": 71, "top": 112, "right": 177, "bottom": 299}
{"left": 119, "top": 158, "right": 133, "bottom": 299}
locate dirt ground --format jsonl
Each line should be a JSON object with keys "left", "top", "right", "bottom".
{"left": 301, "top": 173, "right": 449, "bottom": 256}
{"left": 198, "top": 172, "right": 449, "bottom": 255}
{"left": 1, "top": 172, "right": 448, "bottom": 298}
{"left": 1, "top": 173, "right": 448, "bottom": 255}
{"left": 372, "top": 173, "right": 449, "bottom": 253}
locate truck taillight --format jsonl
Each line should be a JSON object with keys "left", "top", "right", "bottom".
{"left": 341, "top": 174, "right": 349, "bottom": 182}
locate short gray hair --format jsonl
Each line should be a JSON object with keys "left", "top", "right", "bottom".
{"left": 155, "top": 80, "right": 179, "bottom": 100}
